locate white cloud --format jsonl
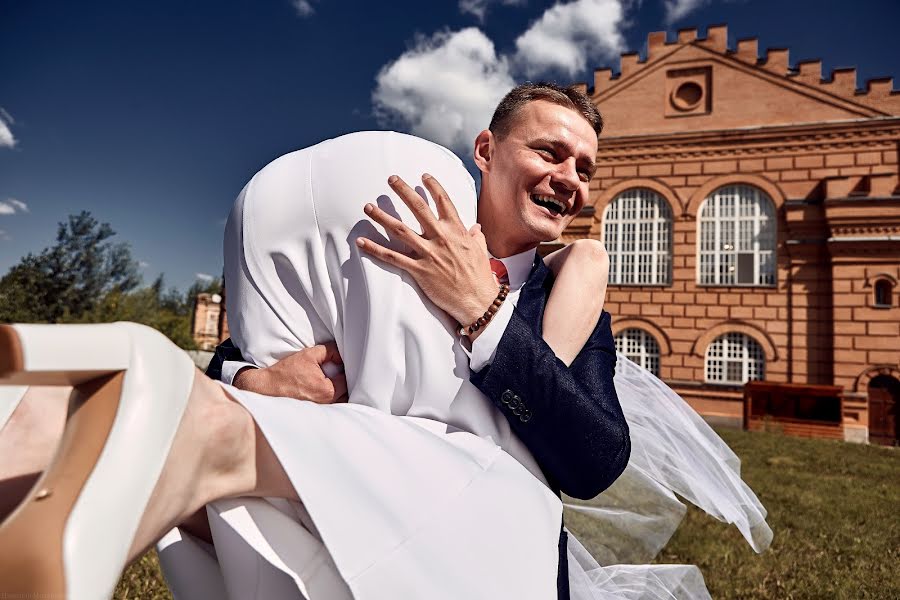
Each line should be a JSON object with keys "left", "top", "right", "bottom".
{"left": 513, "top": 0, "right": 628, "bottom": 78}
{"left": 291, "top": 0, "right": 316, "bottom": 17}
{"left": 138, "top": 260, "right": 150, "bottom": 268}
{"left": 0, "top": 198, "right": 28, "bottom": 215}
{"left": 0, "top": 229, "right": 8, "bottom": 241}
{"left": 460, "top": 0, "right": 525, "bottom": 22}
{"left": 0, "top": 107, "right": 16, "bottom": 149}
{"left": 372, "top": 28, "right": 515, "bottom": 155}
{"left": 195, "top": 272, "right": 214, "bottom": 282}
{"left": 662, "top": 0, "right": 709, "bottom": 24}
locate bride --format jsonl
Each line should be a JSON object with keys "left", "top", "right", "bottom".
{"left": 0, "top": 112, "right": 770, "bottom": 599}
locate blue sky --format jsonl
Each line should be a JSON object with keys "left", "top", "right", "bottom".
{"left": 2, "top": 0, "right": 899, "bottom": 292}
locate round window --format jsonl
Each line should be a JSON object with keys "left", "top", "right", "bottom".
{"left": 671, "top": 81, "right": 703, "bottom": 111}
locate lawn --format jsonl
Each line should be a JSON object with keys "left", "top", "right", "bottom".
{"left": 116, "top": 429, "right": 899, "bottom": 599}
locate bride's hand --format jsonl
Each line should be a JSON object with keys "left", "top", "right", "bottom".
{"left": 356, "top": 174, "right": 499, "bottom": 334}
{"left": 233, "top": 342, "right": 348, "bottom": 404}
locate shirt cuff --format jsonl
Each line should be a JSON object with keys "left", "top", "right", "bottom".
{"left": 221, "top": 360, "right": 257, "bottom": 385}
{"left": 468, "top": 299, "right": 514, "bottom": 372}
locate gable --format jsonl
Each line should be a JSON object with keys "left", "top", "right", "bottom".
{"left": 586, "top": 26, "right": 899, "bottom": 138}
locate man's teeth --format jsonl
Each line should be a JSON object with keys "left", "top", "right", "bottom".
{"left": 531, "top": 195, "right": 566, "bottom": 215}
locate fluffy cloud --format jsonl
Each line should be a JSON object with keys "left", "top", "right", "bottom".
{"left": 513, "top": 0, "right": 628, "bottom": 78}
{"left": 195, "top": 272, "right": 214, "bottom": 282}
{"left": 662, "top": 0, "right": 709, "bottom": 24}
{"left": 459, "top": 0, "right": 526, "bottom": 22}
{"left": 0, "top": 107, "right": 16, "bottom": 149}
{"left": 0, "top": 198, "right": 28, "bottom": 215}
{"left": 291, "top": 0, "right": 316, "bottom": 17}
{"left": 372, "top": 28, "right": 515, "bottom": 154}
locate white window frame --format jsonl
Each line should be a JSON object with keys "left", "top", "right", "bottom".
{"left": 705, "top": 332, "right": 765, "bottom": 385}
{"left": 698, "top": 185, "right": 776, "bottom": 286}
{"left": 602, "top": 189, "right": 673, "bottom": 286}
{"left": 615, "top": 328, "right": 661, "bottom": 376}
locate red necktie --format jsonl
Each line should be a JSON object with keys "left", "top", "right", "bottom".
{"left": 490, "top": 258, "right": 509, "bottom": 285}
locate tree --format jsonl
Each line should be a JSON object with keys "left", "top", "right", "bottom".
{"left": 79, "top": 275, "right": 221, "bottom": 350}
{"left": 0, "top": 211, "right": 140, "bottom": 323}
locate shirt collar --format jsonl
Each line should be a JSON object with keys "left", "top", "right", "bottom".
{"left": 491, "top": 247, "right": 536, "bottom": 290}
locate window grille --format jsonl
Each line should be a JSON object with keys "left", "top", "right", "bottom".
{"left": 603, "top": 189, "right": 672, "bottom": 285}
{"left": 705, "top": 332, "right": 765, "bottom": 384}
{"left": 615, "top": 328, "right": 661, "bottom": 376}
{"left": 698, "top": 185, "right": 776, "bottom": 286}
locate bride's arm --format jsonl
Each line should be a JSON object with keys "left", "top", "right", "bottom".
{"left": 541, "top": 239, "right": 610, "bottom": 366}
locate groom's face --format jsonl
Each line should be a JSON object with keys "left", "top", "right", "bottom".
{"left": 478, "top": 100, "right": 598, "bottom": 251}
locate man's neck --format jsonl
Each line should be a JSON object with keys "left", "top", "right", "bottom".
{"left": 477, "top": 197, "right": 536, "bottom": 259}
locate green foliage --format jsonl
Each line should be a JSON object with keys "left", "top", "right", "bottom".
{"left": 565, "top": 429, "right": 900, "bottom": 599}
{"left": 0, "top": 211, "right": 221, "bottom": 350}
{"left": 0, "top": 211, "right": 140, "bottom": 323}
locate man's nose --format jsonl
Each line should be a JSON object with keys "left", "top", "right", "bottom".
{"left": 552, "top": 157, "right": 580, "bottom": 191}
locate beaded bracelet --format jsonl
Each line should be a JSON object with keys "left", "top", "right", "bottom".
{"left": 458, "top": 283, "right": 510, "bottom": 337}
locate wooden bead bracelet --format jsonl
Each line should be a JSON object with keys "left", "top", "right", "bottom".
{"left": 459, "top": 283, "right": 510, "bottom": 337}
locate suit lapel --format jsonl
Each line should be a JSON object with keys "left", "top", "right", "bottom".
{"left": 516, "top": 254, "right": 552, "bottom": 331}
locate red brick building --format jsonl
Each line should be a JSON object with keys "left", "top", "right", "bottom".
{"left": 560, "top": 25, "right": 900, "bottom": 444}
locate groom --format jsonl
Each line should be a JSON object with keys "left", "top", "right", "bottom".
{"left": 207, "top": 82, "right": 630, "bottom": 599}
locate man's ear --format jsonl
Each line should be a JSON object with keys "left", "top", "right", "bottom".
{"left": 473, "top": 129, "right": 493, "bottom": 174}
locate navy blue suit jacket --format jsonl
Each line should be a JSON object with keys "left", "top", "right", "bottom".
{"left": 470, "top": 255, "right": 630, "bottom": 599}
{"left": 206, "top": 255, "right": 630, "bottom": 600}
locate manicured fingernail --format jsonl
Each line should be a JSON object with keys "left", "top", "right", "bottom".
{"left": 422, "top": 173, "right": 432, "bottom": 180}
{"left": 356, "top": 238, "right": 365, "bottom": 247}
{"left": 364, "top": 203, "right": 374, "bottom": 214}
{"left": 388, "top": 175, "right": 398, "bottom": 184}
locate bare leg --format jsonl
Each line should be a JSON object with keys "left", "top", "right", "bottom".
{"left": 0, "top": 386, "right": 69, "bottom": 521}
{"left": 0, "top": 367, "right": 298, "bottom": 593}
{"left": 128, "top": 371, "right": 297, "bottom": 559}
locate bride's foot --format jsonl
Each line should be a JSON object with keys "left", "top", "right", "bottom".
{"left": 0, "top": 385, "right": 70, "bottom": 522}
{"left": 0, "top": 323, "right": 263, "bottom": 599}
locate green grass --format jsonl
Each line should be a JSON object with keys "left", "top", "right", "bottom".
{"left": 116, "top": 429, "right": 899, "bottom": 599}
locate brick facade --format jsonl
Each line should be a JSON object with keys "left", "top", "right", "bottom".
{"left": 560, "top": 25, "right": 900, "bottom": 443}
{"left": 192, "top": 292, "right": 224, "bottom": 351}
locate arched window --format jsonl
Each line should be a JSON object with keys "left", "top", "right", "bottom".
{"left": 603, "top": 189, "right": 672, "bottom": 285}
{"left": 615, "top": 328, "right": 661, "bottom": 375}
{"left": 705, "top": 332, "right": 765, "bottom": 384}
{"left": 698, "top": 185, "right": 776, "bottom": 286}
{"left": 874, "top": 279, "right": 893, "bottom": 307}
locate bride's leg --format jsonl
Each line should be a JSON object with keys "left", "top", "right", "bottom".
{"left": 0, "top": 324, "right": 298, "bottom": 597}
{"left": 0, "top": 386, "right": 69, "bottom": 521}
{"left": 128, "top": 373, "right": 296, "bottom": 558}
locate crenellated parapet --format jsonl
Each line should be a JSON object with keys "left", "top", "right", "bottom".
{"left": 575, "top": 24, "right": 900, "bottom": 116}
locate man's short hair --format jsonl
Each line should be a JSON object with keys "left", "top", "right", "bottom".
{"left": 489, "top": 82, "right": 603, "bottom": 141}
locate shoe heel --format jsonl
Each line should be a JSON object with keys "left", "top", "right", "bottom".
{"left": 0, "top": 322, "right": 196, "bottom": 599}
{"left": 0, "top": 323, "right": 132, "bottom": 385}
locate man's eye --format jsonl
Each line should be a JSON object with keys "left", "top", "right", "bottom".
{"left": 578, "top": 171, "right": 590, "bottom": 182}
{"left": 537, "top": 147, "right": 556, "bottom": 159}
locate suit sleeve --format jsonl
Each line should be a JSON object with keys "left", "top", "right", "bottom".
{"left": 205, "top": 338, "right": 246, "bottom": 380}
{"left": 469, "top": 308, "right": 630, "bottom": 499}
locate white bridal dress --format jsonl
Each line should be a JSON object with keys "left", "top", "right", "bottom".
{"left": 157, "top": 132, "right": 772, "bottom": 600}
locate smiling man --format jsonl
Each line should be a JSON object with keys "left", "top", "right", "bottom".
{"left": 209, "top": 82, "right": 629, "bottom": 600}
{"left": 347, "top": 82, "right": 628, "bottom": 600}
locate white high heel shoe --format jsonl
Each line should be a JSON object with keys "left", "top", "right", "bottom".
{"left": 0, "top": 385, "right": 27, "bottom": 433}
{"left": 0, "top": 322, "right": 195, "bottom": 599}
